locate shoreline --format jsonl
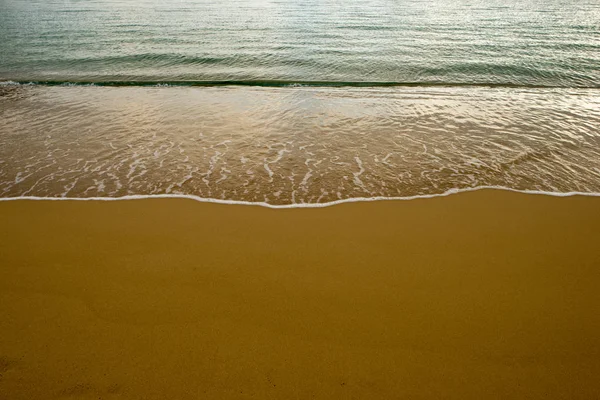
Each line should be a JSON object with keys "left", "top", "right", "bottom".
{"left": 1, "top": 189, "right": 599, "bottom": 399}
{"left": 2, "top": 185, "right": 600, "bottom": 209}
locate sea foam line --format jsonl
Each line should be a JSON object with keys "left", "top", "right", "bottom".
{"left": 1, "top": 186, "right": 599, "bottom": 209}
{"left": 2, "top": 80, "right": 600, "bottom": 90}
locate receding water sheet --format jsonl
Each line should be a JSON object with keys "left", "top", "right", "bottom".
{"left": 1, "top": 84, "right": 599, "bottom": 205}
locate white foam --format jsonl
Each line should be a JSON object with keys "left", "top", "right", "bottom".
{"left": 300, "top": 158, "right": 314, "bottom": 191}
{"left": 381, "top": 153, "right": 393, "bottom": 166}
{"left": 215, "top": 166, "right": 230, "bottom": 184}
{"left": 300, "top": 169, "right": 312, "bottom": 190}
{"left": 353, "top": 157, "right": 367, "bottom": 191}
{"left": 263, "top": 162, "right": 274, "bottom": 180}
{"left": 1, "top": 186, "right": 599, "bottom": 209}
{"left": 264, "top": 147, "right": 291, "bottom": 182}
{"left": 15, "top": 172, "right": 26, "bottom": 184}
{"left": 62, "top": 179, "right": 79, "bottom": 197}
{"left": 0, "top": 80, "right": 30, "bottom": 86}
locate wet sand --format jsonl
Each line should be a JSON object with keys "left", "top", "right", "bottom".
{"left": 1, "top": 190, "right": 599, "bottom": 399}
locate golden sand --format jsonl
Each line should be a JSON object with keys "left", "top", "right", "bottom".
{"left": 1, "top": 190, "right": 599, "bottom": 399}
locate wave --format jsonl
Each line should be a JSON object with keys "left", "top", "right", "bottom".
{"left": 2, "top": 80, "right": 600, "bottom": 89}
{"left": 1, "top": 187, "right": 600, "bottom": 209}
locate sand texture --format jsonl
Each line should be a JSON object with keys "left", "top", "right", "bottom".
{"left": 1, "top": 190, "right": 599, "bottom": 399}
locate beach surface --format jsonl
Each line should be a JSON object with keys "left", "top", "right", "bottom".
{"left": 1, "top": 189, "right": 599, "bottom": 399}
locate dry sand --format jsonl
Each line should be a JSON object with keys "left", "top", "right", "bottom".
{"left": 0, "top": 189, "right": 599, "bottom": 399}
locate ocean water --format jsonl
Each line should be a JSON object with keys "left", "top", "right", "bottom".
{"left": 1, "top": 0, "right": 599, "bottom": 205}
{"left": 1, "top": 0, "right": 599, "bottom": 86}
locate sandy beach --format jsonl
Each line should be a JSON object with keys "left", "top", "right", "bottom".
{"left": 1, "top": 189, "right": 599, "bottom": 399}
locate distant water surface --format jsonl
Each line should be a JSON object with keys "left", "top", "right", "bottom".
{"left": 1, "top": 0, "right": 599, "bottom": 87}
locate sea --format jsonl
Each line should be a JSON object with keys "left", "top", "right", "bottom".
{"left": 1, "top": 0, "right": 599, "bottom": 206}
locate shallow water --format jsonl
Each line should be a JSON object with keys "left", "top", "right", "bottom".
{"left": 1, "top": 85, "right": 599, "bottom": 205}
